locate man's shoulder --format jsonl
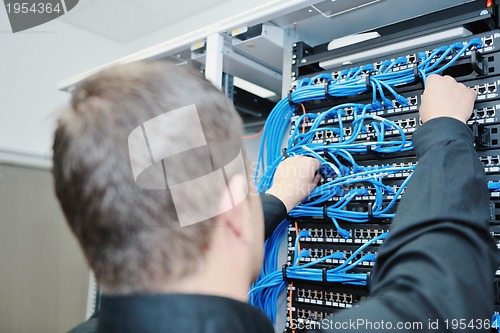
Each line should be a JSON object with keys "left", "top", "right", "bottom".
{"left": 67, "top": 312, "right": 99, "bottom": 333}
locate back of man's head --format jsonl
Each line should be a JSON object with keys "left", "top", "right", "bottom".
{"left": 53, "top": 61, "right": 245, "bottom": 293}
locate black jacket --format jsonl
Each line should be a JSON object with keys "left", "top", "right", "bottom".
{"left": 316, "top": 117, "right": 497, "bottom": 332}
{"left": 69, "top": 117, "right": 496, "bottom": 333}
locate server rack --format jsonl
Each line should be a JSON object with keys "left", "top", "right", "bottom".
{"left": 250, "top": 1, "right": 500, "bottom": 331}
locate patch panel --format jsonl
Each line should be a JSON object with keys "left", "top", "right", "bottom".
{"left": 307, "top": 115, "right": 421, "bottom": 145}
{"left": 345, "top": 184, "right": 406, "bottom": 200}
{"left": 478, "top": 149, "right": 500, "bottom": 173}
{"left": 294, "top": 287, "right": 363, "bottom": 308}
{"left": 476, "top": 81, "right": 497, "bottom": 95}
{"left": 406, "top": 53, "right": 417, "bottom": 65}
{"left": 484, "top": 34, "right": 494, "bottom": 48}
{"left": 467, "top": 101, "right": 500, "bottom": 126}
{"left": 289, "top": 222, "right": 390, "bottom": 244}
{"left": 490, "top": 226, "right": 500, "bottom": 250}
{"left": 286, "top": 283, "right": 369, "bottom": 330}
{"left": 324, "top": 291, "right": 353, "bottom": 305}
{"left": 481, "top": 155, "right": 500, "bottom": 173}
{"left": 392, "top": 95, "right": 419, "bottom": 109}
{"left": 289, "top": 230, "right": 386, "bottom": 247}
{"left": 472, "top": 106, "right": 496, "bottom": 120}
{"left": 292, "top": 307, "right": 332, "bottom": 323}
{"left": 292, "top": 73, "right": 500, "bottom": 135}
{"left": 287, "top": 240, "right": 380, "bottom": 265}
{"left": 293, "top": 248, "right": 377, "bottom": 267}
{"left": 290, "top": 92, "right": 422, "bottom": 129}
{"left": 297, "top": 68, "right": 500, "bottom": 127}
{"left": 393, "top": 117, "right": 417, "bottom": 129}
{"left": 296, "top": 288, "right": 323, "bottom": 301}
{"left": 357, "top": 159, "right": 417, "bottom": 170}
{"left": 289, "top": 92, "right": 426, "bottom": 139}
{"left": 313, "top": 179, "right": 408, "bottom": 203}
{"left": 318, "top": 165, "right": 410, "bottom": 191}
{"left": 290, "top": 284, "right": 368, "bottom": 308}
{"left": 464, "top": 75, "right": 500, "bottom": 102}
{"left": 297, "top": 101, "right": 500, "bottom": 145}
{"left": 317, "top": 117, "right": 419, "bottom": 145}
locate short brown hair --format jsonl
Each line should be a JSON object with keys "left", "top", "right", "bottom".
{"left": 53, "top": 61, "right": 244, "bottom": 293}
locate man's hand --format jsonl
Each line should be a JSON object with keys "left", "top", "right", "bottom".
{"left": 419, "top": 74, "right": 476, "bottom": 124}
{"left": 266, "top": 156, "right": 321, "bottom": 212}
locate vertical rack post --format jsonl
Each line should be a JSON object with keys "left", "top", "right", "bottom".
{"left": 205, "top": 33, "right": 224, "bottom": 90}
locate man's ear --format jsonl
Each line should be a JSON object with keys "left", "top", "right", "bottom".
{"left": 216, "top": 174, "right": 250, "bottom": 241}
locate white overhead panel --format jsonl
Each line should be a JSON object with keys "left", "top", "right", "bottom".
{"left": 59, "top": 0, "right": 233, "bottom": 43}
{"left": 58, "top": 0, "right": 317, "bottom": 91}
{"left": 59, "top": 0, "right": 168, "bottom": 43}
{"left": 319, "top": 27, "right": 472, "bottom": 69}
{"left": 192, "top": 40, "right": 282, "bottom": 95}
{"left": 270, "top": 0, "right": 474, "bottom": 47}
{"left": 127, "top": 0, "right": 232, "bottom": 27}
{"left": 232, "top": 23, "right": 285, "bottom": 72}
{"left": 311, "top": 0, "right": 381, "bottom": 18}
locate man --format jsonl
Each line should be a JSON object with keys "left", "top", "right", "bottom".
{"left": 53, "top": 62, "right": 496, "bottom": 333}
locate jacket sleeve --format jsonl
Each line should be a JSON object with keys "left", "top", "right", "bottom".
{"left": 319, "top": 117, "right": 497, "bottom": 332}
{"left": 260, "top": 193, "right": 287, "bottom": 240}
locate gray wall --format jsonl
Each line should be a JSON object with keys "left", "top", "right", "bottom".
{"left": 0, "top": 163, "right": 89, "bottom": 333}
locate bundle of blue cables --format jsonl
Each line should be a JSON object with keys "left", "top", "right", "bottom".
{"left": 249, "top": 38, "right": 483, "bottom": 322}
{"left": 255, "top": 38, "right": 482, "bottom": 184}
{"left": 249, "top": 231, "right": 388, "bottom": 323}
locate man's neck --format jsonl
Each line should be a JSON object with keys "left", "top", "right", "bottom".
{"left": 163, "top": 269, "right": 250, "bottom": 302}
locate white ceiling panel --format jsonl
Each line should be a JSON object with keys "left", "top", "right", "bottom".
{"left": 60, "top": 0, "right": 169, "bottom": 43}
{"left": 271, "top": 0, "right": 473, "bottom": 46}
{"left": 128, "top": 0, "right": 232, "bottom": 22}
